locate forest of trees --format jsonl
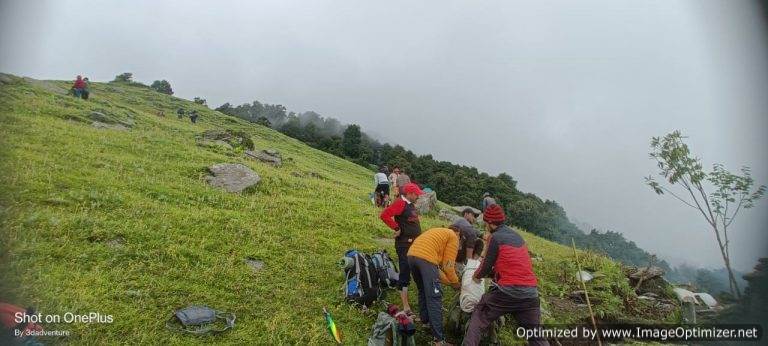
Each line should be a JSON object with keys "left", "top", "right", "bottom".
{"left": 215, "top": 99, "right": 737, "bottom": 294}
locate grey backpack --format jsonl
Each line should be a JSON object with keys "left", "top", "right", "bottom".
{"left": 166, "top": 305, "right": 235, "bottom": 335}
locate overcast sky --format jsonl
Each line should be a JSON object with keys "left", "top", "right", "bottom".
{"left": 1, "top": 0, "right": 766, "bottom": 271}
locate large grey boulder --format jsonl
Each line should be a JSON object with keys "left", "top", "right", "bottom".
{"left": 244, "top": 149, "right": 282, "bottom": 167}
{"left": 415, "top": 191, "right": 437, "bottom": 214}
{"left": 205, "top": 163, "right": 260, "bottom": 193}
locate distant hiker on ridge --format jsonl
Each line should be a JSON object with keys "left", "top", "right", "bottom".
{"left": 464, "top": 204, "right": 547, "bottom": 346}
{"left": 380, "top": 182, "right": 424, "bottom": 314}
{"left": 407, "top": 227, "right": 461, "bottom": 346}
{"left": 480, "top": 192, "right": 496, "bottom": 212}
{"left": 72, "top": 75, "right": 86, "bottom": 99}
{"left": 82, "top": 77, "right": 90, "bottom": 100}
{"left": 373, "top": 167, "right": 390, "bottom": 207}
{"left": 189, "top": 110, "right": 199, "bottom": 123}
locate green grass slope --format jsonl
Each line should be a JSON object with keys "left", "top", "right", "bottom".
{"left": 0, "top": 74, "right": 676, "bottom": 345}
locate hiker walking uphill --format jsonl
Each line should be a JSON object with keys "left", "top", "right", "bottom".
{"left": 389, "top": 167, "right": 401, "bottom": 198}
{"left": 373, "top": 168, "right": 390, "bottom": 207}
{"left": 380, "top": 182, "right": 424, "bottom": 314}
{"left": 451, "top": 208, "right": 481, "bottom": 269}
{"left": 464, "top": 205, "right": 548, "bottom": 346}
{"left": 396, "top": 170, "right": 412, "bottom": 196}
{"left": 407, "top": 227, "right": 461, "bottom": 346}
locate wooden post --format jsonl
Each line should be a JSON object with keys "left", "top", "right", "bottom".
{"left": 572, "top": 238, "right": 602, "bottom": 346}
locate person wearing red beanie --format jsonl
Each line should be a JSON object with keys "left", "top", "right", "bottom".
{"left": 464, "top": 204, "right": 548, "bottom": 346}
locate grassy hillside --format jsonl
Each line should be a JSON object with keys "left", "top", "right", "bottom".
{"left": 0, "top": 74, "right": 676, "bottom": 345}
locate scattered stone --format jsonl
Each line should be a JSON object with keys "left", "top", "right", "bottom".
{"left": 205, "top": 163, "right": 260, "bottom": 193}
{"left": 244, "top": 150, "right": 282, "bottom": 167}
{"left": 245, "top": 258, "right": 265, "bottom": 272}
{"left": 263, "top": 149, "right": 280, "bottom": 157}
{"left": 106, "top": 236, "right": 126, "bottom": 248}
{"left": 438, "top": 209, "right": 462, "bottom": 223}
{"left": 125, "top": 289, "right": 143, "bottom": 298}
{"left": 89, "top": 111, "right": 114, "bottom": 123}
{"left": 92, "top": 121, "right": 129, "bottom": 131}
{"left": 576, "top": 270, "right": 594, "bottom": 283}
{"left": 627, "top": 266, "right": 665, "bottom": 281}
{"left": 198, "top": 129, "right": 254, "bottom": 150}
{"left": 415, "top": 190, "right": 437, "bottom": 214}
{"left": 452, "top": 206, "right": 481, "bottom": 215}
{"left": 198, "top": 139, "right": 233, "bottom": 150}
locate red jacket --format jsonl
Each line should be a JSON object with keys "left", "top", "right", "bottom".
{"left": 380, "top": 197, "right": 422, "bottom": 246}
{"left": 73, "top": 78, "right": 86, "bottom": 89}
{"left": 474, "top": 225, "right": 537, "bottom": 286}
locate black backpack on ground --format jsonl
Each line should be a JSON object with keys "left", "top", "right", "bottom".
{"left": 370, "top": 249, "right": 400, "bottom": 289}
{"left": 342, "top": 250, "right": 382, "bottom": 307}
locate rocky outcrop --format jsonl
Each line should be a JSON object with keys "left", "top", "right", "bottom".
{"left": 205, "top": 163, "right": 260, "bottom": 193}
{"left": 245, "top": 149, "right": 282, "bottom": 166}
{"left": 89, "top": 111, "right": 133, "bottom": 130}
{"left": 415, "top": 191, "right": 437, "bottom": 214}
{"left": 197, "top": 129, "right": 254, "bottom": 151}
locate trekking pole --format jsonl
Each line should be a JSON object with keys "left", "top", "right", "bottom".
{"left": 571, "top": 238, "right": 602, "bottom": 346}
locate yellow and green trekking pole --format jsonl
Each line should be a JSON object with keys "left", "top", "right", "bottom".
{"left": 323, "top": 307, "right": 342, "bottom": 344}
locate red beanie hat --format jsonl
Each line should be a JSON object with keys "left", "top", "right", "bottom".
{"left": 483, "top": 204, "right": 506, "bottom": 224}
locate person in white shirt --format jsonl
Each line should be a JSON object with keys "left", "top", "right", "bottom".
{"left": 373, "top": 168, "right": 391, "bottom": 207}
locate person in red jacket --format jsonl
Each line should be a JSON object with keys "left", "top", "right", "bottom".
{"left": 380, "top": 182, "right": 424, "bottom": 314}
{"left": 463, "top": 204, "right": 548, "bottom": 346}
{"left": 72, "top": 75, "right": 86, "bottom": 98}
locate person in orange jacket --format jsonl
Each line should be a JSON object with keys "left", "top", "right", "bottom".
{"left": 407, "top": 227, "right": 461, "bottom": 346}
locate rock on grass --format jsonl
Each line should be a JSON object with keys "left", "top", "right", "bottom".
{"left": 205, "top": 163, "right": 260, "bottom": 193}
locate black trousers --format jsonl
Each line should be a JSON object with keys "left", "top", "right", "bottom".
{"left": 463, "top": 288, "right": 548, "bottom": 346}
{"left": 408, "top": 256, "right": 446, "bottom": 342}
{"left": 395, "top": 245, "right": 412, "bottom": 290}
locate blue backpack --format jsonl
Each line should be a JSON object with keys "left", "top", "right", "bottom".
{"left": 342, "top": 250, "right": 381, "bottom": 307}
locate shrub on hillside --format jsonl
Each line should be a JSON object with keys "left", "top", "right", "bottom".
{"left": 151, "top": 80, "right": 174, "bottom": 95}
{"left": 193, "top": 97, "right": 207, "bottom": 105}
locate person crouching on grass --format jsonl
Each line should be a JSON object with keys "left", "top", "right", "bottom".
{"left": 380, "top": 182, "right": 424, "bottom": 314}
{"left": 407, "top": 227, "right": 462, "bottom": 346}
{"left": 463, "top": 204, "right": 548, "bottom": 346}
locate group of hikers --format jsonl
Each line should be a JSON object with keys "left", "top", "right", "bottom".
{"left": 372, "top": 166, "right": 412, "bottom": 207}
{"left": 70, "top": 75, "right": 200, "bottom": 124}
{"left": 378, "top": 182, "right": 546, "bottom": 346}
{"left": 71, "top": 75, "right": 90, "bottom": 99}
{"left": 177, "top": 108, "right": 200, "bottom": 123}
